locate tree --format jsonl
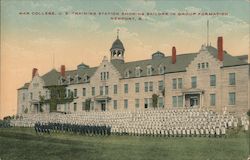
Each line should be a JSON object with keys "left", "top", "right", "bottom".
{"left": 39, "top": 85, "right": 74, "bottom": 112}
{"left": 24, "top": 108, "right": 28, "bottom": 113}
{"left": 247, "top": 109, "right": 250, "bottom": 117}
{"left": 152, "top": 94, "right": 159, "bottom": 108}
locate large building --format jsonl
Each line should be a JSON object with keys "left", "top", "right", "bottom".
{"left": 17, "top": 35, "right": 249, "bottom": 115}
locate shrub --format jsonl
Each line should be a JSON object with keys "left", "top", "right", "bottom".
{"left": 247, "top": 109, "right": 250, "bottom": 117}
{"left": 24, "top": 108, "right": 28, "bottom": 113}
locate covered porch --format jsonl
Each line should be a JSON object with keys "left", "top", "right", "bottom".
{"left": 182, "top": 88, "right": 204, "bottom": 108}
{"left": 29, "top": 100, "right": 41, "bottom": 113}
{"left": 94, "top": 95, "right": 111, "bottom": 111}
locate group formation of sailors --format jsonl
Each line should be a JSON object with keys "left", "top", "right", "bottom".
{"left": 112, "top": 126, "right": 226, "bottom": 137}
{"left": 11, "top": 108, "right": 250, "bottom": 138}
{"left": 34, "top": 122, "right": 111, "bottom": 136}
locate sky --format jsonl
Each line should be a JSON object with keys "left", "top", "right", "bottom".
{"left": 0, "top": 0, "right": 249, "bottom": 119}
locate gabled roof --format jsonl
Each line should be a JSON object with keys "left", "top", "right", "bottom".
{"left": 41, "top": 69, "right": 61, "bottom": 86}
{"left": 18, "top": 83, "right": 30, "bottom": 90}
{"left": 206, "top": 46, "right": 247, "bottom": 67}
{"left": 112, "top": 53, "right": 198, "bottom": 77}
{"left": 235, "top": 55, "right": 248, "bottom": 63}
{"left": 111, "top": 46, "right": 248, "bottom": 79}
{"left": 19, "top": 45, "right": 248, "bottom": 88}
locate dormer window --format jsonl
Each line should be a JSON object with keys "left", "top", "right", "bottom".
{"left": 147, "top": 65, "right": 152, "bottom": 76}
{"left": 159, "top": 65, "right": 165, "bottom": 74}
{"left": 67, "top": 76, "right": 72, "bottom": 84}
{"left": 125, "top": 70, "right": 130, "bottom": 78}
{"left": 135, "top": 66, "right": 141, "bottom": 77}
{"left": 83, "top": 75, "right": 90, "bottom": 82}
{"left": 59, "top": 77, "right": 66, "bottom": 85}
{"left": 75, "top": 75, "right": 81, "bottom": 83}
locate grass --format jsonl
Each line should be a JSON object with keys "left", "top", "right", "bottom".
{"left": 0, "top": 127, "right": 249, "bottom": 160}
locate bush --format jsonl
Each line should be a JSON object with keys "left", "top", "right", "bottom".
{"left": 247, "top": 109, "right": 250, "bottom": 117}
{"left": 0, "top": 120, "right": 11, "bottom": 128}
{"left": 24, "top": 108, "right": 28, "bottom": 113}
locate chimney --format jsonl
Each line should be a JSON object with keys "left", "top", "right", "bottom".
{"left": 32, "top": 68, "right": 38, "bottom": 79}
{"left": 217, "top": 37, "right": 223, "bottom": 61}
{"left": 60, "top": 65, "right": 65, "bottom": 77}
{"left": 172, "top": 46, "right": 176, "bottom": 64}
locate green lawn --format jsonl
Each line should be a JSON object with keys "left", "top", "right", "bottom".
{"left": 0, "top": 127, "right": 249, "bottom": 160}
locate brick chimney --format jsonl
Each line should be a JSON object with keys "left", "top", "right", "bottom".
{"left": 32, "top": 68, "right": 38, "bottom": 79}
{"left": 172, "top": 46, "right": 176, "bottom": 64}
{"left": 60, "top": 65, "right": 65, "bottom": 77}
{"left": 217, "top": 37, "right": 223, "bottom": 61}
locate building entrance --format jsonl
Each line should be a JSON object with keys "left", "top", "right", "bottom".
{"left": 101, "top": 102, "right": 106, "bottom": 111}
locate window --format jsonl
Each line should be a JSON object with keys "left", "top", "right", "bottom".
{"left": 144, "top": 82, "right": 149, "bottom": 92}
{"left": 159, "top": 66, "right": 165, "bottom": 74}
{"left": 135, "top": 83, "right": 140, "bottom": 93}
{"left": 75, "top": 75, "right": 80, "bottom": 83}
{"left": 178, "top": 78, "right": 182, "bottom": 89}
{"left": 135, "top": 67, "right": 141, "bottom": 77}
{"left": 210, "top": 75, "right": 216, "bottom": 87}
{"left": 125, "top": 71, "right": 130, "bottom": 78}
{"left": 107, "top": 72, "right": 109, "bottom": 79}
{"left": 124, "top": 99, "right": 128, "bottom": 109}
{"left": 178, "top": 96, "right": 183, "bottom": 107}
{"left": 135, "top": 99, "right": 139, "bottom": 108}
{"left": 172, "top": 78, "right": 177, "bottom": 89}
{"left": 158, "top": 97, "right": 164, "bottom": 108}
{"left": 144, "top": 98, "right": 148, "bottom": 108}
{"left": 67, "top": 76, "right": 71, "bottom": 84}
{"left": 67, "top": 89, "right": 71, "bottom": 97}
{"left": 198, "top": 63, "right": 200, "bottom": 69}
{"left": 101, "top": 72, "right": 109, "bottom": 80}
{"left": 113, "top": 85, "right": 117, "bottom": 94}
{"left": 92, "top": 87, "right": 95, "bottom": 96}
{"left": 74, "top": 103, "right": 77, "bottom": 111}
{"left": 229, "top": 92, "right": 236, "bottom": 105}
{"left": 147, "top": 65, "right": 152, "bottom": 76}
{"left": 30, "top": 92, "right": 33, "bottom": 100}
{"left": 113, "top": 100, "right": 117, "bottom": 110}
{"left": 206, "top": 62, "right": 209, "bottom": 68}
{"left": 202, "top": 63, "right": 205, "bottom": 69}
{"left": 191, "top": 76, "right": 197, "bottom": 88}
{"left": 172, "top": 96, "right": 177, "bottom": 107}
{"left": 229, "top": 73, "right": 236, "bottom": 85}
{"left": 158, "top": 80, "right": 164, "bottom": 91}
{"left": 210, "top": 94, "right": 216, "bottom": 106}
{"left": 90, "top": 101, "right": 94, "bottom": 110}
{"left": 74, "top": 89, "right": 77, "bottom": 97}
{"left": 82, "top": 102, "right": 86, "bottom": 111}
{"left": 82, "top": 88, "right": 86, "bottom": 96}
{"left": 105, "top": 86, "right": 109, "bottom": 95}
{"left": 124, "top": 84, "right": 128, "bottom": 93}
{"left": 149, "top": 82, "right": 153, "bottom": 92}
{"left": 100, "top": 86, "right": 104, "bottom": 95}
{"left": 149, "top": 98, "right": 152, "bottom": 107}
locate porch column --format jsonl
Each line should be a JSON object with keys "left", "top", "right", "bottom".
{"left": 105, "top": 99, "right": 108, "bottom": 111}
{"left": 200, "top": 93, "right": 203, "bottom": 109}
{"left": 183, "top": 93, "right": 185, "bottom": 108}
{"left": 38, "top": 103, "right": 40, "bottom": 113}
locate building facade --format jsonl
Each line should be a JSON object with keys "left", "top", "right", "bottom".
{"left": 17, "top": 36, "right": 250, "bottom": 114}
